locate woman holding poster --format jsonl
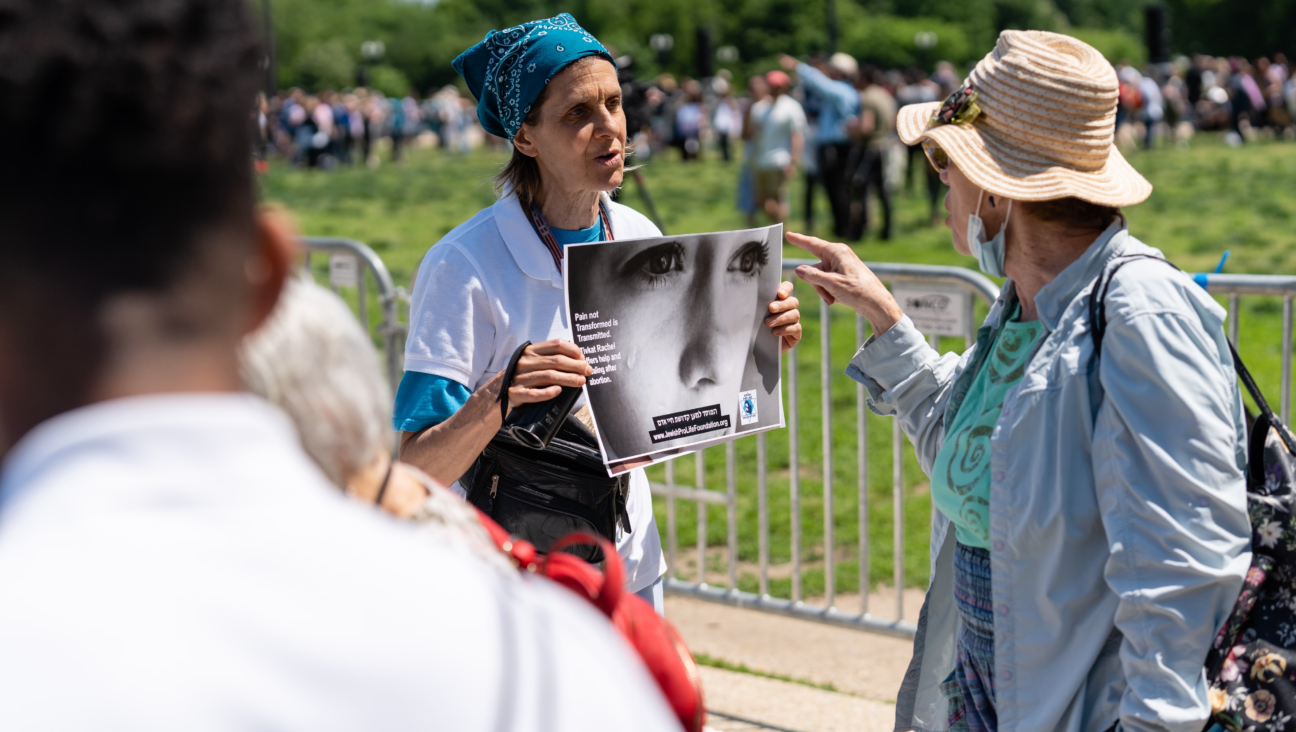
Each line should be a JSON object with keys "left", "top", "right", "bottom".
{"left": 394, "top": 14, "right": 802, "bottom": 611}
{"left": 791, "top": 31, "right": 1248, "bottom": 732}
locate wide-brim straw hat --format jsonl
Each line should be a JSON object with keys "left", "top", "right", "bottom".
{"left": 898, "top": 30, "right": 1151, "bottom": 207}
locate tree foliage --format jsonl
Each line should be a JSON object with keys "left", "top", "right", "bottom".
{"left": 258, "top": 0, "right": 1294, "bottom": 94}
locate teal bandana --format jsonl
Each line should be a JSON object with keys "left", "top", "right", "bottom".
{"left": 452, "top": 13, "right": 613, "bottom": 141}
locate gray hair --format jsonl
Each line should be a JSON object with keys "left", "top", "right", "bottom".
{"left": 239, "top": 276, "right": 391, "bottom": 488}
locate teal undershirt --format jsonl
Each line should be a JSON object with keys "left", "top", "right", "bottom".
{"left": 392, "top": 218, "right": 605, "bottom": 432}
{"left": 929, "top": 305, "right": 1043, "bottom": 548}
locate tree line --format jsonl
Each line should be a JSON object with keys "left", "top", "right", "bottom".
{"left": 264, "top": 0, "right": 1296, "bottom": 95}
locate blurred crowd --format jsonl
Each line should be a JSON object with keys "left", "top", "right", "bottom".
{"left": 257, "top": 50, "right": 1296, "bottom": 242}
{"left": 255, "top": 85, "right": 486, "bottom": 169}
{"left": 1115, "top": 53, "right": 1296, "bottom": 149}
{"left": 616, "top": 54, "right": 963, "bottom": 241}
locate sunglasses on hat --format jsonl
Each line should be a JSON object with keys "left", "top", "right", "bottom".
{"left": 922, "top": 139, "right": 951, "bottom": 173}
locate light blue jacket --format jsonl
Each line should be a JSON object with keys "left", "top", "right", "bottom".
{"left": 796, "top": 62, "right": 859, "bottom": 145}
{"left": 847, "top": 223, "right": 1251, "bottom": 732}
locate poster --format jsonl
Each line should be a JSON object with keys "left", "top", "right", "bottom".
{"left": 564, "top": 224, "right": 785, "bottom": 475}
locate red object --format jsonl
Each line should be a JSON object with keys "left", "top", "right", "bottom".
{"left": 765, "top": 70, "right": 791, "bottom": 88}
{"left": 254, "top": 159, "right": 270, "bottom": 174}
{"left": 475, "top": 510, "right": 706, "bottom": 731}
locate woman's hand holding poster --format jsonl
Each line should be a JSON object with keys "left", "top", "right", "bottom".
{"left": 564, "top": 225, "right": 785, "bottom": 475}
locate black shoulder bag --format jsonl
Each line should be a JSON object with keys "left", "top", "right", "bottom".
{"left": 461, "top": 342, "right": 630, "bottom": 564}
{"left": 1090, "top": 255, "right": 1296, "bottom": 732}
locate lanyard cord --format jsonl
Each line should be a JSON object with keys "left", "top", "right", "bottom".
{"left": 521, "top": 198, "right": 615, "bottom": 272}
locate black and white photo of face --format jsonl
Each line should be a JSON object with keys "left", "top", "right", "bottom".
{"left": 568, "top": 226, "right": 782, "bottom": 462}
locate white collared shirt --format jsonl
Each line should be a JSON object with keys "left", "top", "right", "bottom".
{"left": 0, "top": 394, "right": 677, "bottom": 731}
{"left": 404, "top": 192, "right": 667, "bottom": 593}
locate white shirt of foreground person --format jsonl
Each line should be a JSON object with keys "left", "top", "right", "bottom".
{"left": 405, "top": 191, "right": 667, "bottom": 594}
{"left": 0, "top": 394, "right": 678, "bottom": 732}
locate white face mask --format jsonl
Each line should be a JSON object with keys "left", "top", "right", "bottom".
{"left": 966, "top": 191, "right": 1012, "bottom": 278}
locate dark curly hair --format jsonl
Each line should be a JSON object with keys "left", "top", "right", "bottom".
{"left": 0, "top": 0, "right": 263, "bottom": 301}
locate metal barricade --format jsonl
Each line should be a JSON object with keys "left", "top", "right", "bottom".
{"left": 657, "top": 261, "right": 1001, "bottom": 640}
{"left": 299, "top": 237, "right": 408, "bottom": 390}
{"left": 1197, "top": 273, "right": 1296, "bottom": 423}
{"left": 289, "top": 235, "right": 1296, "bottom": 641}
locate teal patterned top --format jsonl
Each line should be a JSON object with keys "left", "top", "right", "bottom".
{"left": 930, "top": 307, "right": 1043, "bottom": 548}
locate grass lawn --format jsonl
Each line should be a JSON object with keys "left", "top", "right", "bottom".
{"left": 261, "top": 135, "right": 1296, "bottom": 602}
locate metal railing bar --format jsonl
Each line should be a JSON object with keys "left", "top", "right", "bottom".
{"left": 783, "top": 259, "right": 1001, "bottom": 305}
{"left": 1198, "top": 273, "right": 1296, "bottom": 297}
{"left": 789, "top": 346, "right": 801, "bottom": 603}
{"left": 665, "top": 461, "right": 677, "bottom": 580}
{"left": 664, "top": 578, "right": 918, "bottom": 640}
{"left": 821, "top": 298, "right": 834, "bottom": 609}
{"left": 357, "top": 257, "right": 369, "bottom": 330}
{"left": 1284, "top": 297, "right": 1292, "bottom": 425}
{"left": 696, "top": 449, "right": 707, "bottom": 586}
{"left": 726, "top": 440, "right": 738, "bottom": 591}
{"left": 857, "top": 314, "right": 870, "bottom": 616}
{"left": 1227, "top": 294, "right": 1239, "bottom": 346}
{"left": 300, "top": 237, "right": 405, "bottom": 391}
{"left": 893, "top": 418, "right": 905, "bottom": 622}
{"left": 758, "top": 432, "right": 769, "bottom": 597}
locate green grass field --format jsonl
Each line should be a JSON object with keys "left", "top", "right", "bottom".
{"left": 261, "top": 135, "right": 1296, "bottom": 601}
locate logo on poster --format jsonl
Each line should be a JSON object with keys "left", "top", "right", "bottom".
{"left": 739, "top": 390, "right": 758, "bottom": 425}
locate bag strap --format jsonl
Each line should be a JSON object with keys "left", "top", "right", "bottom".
{"left": 498, "top": 341, "right": 532, "bottom": 424}
{"left": 546, "top": 531, "right": 624, "bottom": 615}
{"left": 1089, "top": 254, "right": 1296, "bottom": 454}
{"left": 1089, "top": 254, "right": 1180, "bottom": 360}
{"left": 1229, "top": 338, "right": 1296, "bottom": 454}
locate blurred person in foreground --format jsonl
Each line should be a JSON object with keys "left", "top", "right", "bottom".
{"left": 780, "top": 51, "right": 861, "bottom": 238}
{"left": 749, "top": 70, "right": 806, "bottom": 225}
{"left": 0, "top": 2, "right": 679, "bottom": 729}
{"left": 789, "top": 31, "right": 1248, "bottom": 732}
{"left": 395, "top": 14, "right": 802, "bottom": 613}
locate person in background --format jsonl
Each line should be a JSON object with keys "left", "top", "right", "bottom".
{"left": 674, "top": 78, "right": 706, "bottom": 162}
{"left": 791, "top": 31, "right": 1248, "bottom": 732}
{"left": 780, "top": 51, "right": 860, "bottom": 238}
{"left": 749, "top": 69, "right": 806, "bottom": 225}
{"left": 395, "top": 15, "right": 802, "bottom": 614}
{"left": 712, "top": 76, "right": 742, "bottom": 163}
{"left": 1139, "top": 65, "right": 1165, "bottom": 149}
{"left": 0, "top": 2, "right": 681, "bottom": 729}
{"left": 801, "top": 68, "right": 822, "bottom": 233}
{"left": 900, "top": 66, "right": 949, "bottom": 226}
{"left": 388, "top": 93, "right": 407, "bottom": 162}
{"left": 738, "top": 74, "right": 768, "bottom": 225}
{"left": 847, "top": 65, "right": 897, "bottom": 241}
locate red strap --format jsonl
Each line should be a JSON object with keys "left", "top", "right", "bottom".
{"left": 546, "top": 531, "right": 623, "bottom": 615}
{"left": 522, "top": 199, "right": 615, "bottom": 273}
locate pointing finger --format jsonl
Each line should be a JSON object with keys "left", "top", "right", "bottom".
{"left": 785, "top": 231, "right": 839, "bottom": 259}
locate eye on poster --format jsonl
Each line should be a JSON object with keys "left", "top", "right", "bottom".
{"left": 563, "top": 224, "right": 785, "bottom": 475}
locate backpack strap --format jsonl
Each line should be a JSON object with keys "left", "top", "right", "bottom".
{"left": 1088, "top": 254, "right": 1296, "bottom": 455}
{"left": 1089, "top": 254, "right": 1181, "bottom": 360}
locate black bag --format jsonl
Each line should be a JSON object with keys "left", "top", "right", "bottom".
{"left": 1091, "top": 255, "right": 1296, "bottom": 732}
{"left": 461, "top": 344, "right": 629, "bottom": 564}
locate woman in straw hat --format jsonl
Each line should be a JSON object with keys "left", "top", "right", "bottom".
{"left": 789, "top": 31, "right": 1249, "bottom": 732}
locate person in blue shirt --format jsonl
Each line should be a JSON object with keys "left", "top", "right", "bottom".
{"left": 780, "top": 52, "right": 860, "bottom": 239}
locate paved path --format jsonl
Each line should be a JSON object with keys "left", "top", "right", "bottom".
{"left": 667, "top": 588, "right": 927, "bottom": 731}
{"left": 699, "top": 666, "right": 895, "bottom": 732}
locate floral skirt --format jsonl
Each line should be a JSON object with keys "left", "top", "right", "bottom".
{"left": 941, "top": 542, "right": 998, "bottom": 732}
